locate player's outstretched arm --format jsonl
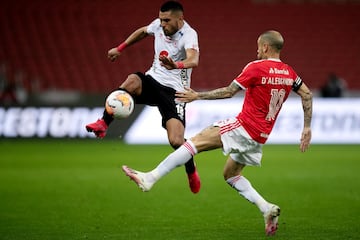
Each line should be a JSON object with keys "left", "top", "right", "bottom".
{"left": 296, "top": 83, "right": 313, "bottom": 152}
{"left": 176, "top": 81, "right": 241, "bottom": 103}
{"left": 108, "top": 26, "right": 149, "bottom": 62}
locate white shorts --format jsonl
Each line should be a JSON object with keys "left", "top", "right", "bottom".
{"left": 213, "top": 118, "right": 263, "bottom": 166}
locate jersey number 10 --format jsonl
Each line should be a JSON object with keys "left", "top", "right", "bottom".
{"left": 266, "top": 88, "right": 286, "bottom": 121}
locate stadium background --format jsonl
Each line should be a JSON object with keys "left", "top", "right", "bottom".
{"left": 1, "top": 0, "right": 360, "bottom": 93}
{"left": 1, "top": 0, "right": 360, "bottom": 140}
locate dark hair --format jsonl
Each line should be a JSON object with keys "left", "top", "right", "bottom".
{"left": 160, "top": 1, "right": 184, "bottom": 12}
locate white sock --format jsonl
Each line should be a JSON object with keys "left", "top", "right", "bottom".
{"left": 226, "top": 175, "right": 269, "bottom": 214}
{"left": 148, "top": 140, "right": 197, "bottom": 182}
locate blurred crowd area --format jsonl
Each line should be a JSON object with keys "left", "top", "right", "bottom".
{"left": 1, "top": 0, "right": 359, "bottom": 105}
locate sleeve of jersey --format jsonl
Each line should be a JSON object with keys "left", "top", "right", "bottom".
{"left": 183, "top": 29, "right": 199, "bottom": 52}
{"left": 234, "top": 62, "right": 256, "bottom": 89}
{"left": 146, "top": 19, "right": 159, "bottom": 35}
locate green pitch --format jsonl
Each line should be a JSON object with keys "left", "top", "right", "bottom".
{"left": 0, "top": 139, "right": 359, "bottom": 240}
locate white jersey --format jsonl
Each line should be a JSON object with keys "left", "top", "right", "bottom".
{"left": 145, "top": 19, "right": 199, "bottom": 92}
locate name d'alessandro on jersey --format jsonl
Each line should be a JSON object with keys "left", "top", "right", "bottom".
{"left": 261, "top": 77, "right": 294, "bottom": 85}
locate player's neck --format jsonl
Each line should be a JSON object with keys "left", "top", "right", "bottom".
{"left": 265, "top": 54, "right": 280, "bottom": 60}
{"left": 178, "top": 20, "right": 184, "bottom": 30}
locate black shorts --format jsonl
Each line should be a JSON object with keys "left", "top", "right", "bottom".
{"left": 134, "top": 72, "right": 186, "bottom": 128}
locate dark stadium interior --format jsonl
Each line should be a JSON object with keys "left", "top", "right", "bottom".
{"left": 1, "top": 0, "right": 359, "bottom": 101}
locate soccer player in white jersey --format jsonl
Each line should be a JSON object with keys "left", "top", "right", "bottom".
{"left": 122, "top": 30, "right": 313, "bottom": 236}
{"left": 85, "top": 1, "right": 201, "bottom": 193}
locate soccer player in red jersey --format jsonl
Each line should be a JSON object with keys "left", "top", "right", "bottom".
{"left": 122, "top": 30, "right": 313, "bottom": 236}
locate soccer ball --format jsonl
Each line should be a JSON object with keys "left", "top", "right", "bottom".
{"left": 105, "top": 90, "right": 134, "bottom": 119}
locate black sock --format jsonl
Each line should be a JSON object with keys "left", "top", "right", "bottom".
{"left": 184, "top": 157, "right": 196, "bottom": 174}
{"left": 102, "top": 110, "right": 114, "bottom": 126}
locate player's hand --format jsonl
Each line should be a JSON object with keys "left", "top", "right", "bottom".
{"left": 300, "top": 127, "right": 311, "bottom": 152}
{"left": 159, "top": 55, "right": 177, "bottom": 70}
{"left": 175, "top": 87, "right": 198, "bottom": 103}
{"left": 108, "top": 48, "right": 121, "bottom": 62}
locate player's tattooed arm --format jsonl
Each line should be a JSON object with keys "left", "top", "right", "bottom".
{"left": 197, "top": 81, "right": 240, "bottom": 100}
{"left": 296, "top": 83, "right": 313, "bottom": 152}
{"left": 298, "top": 83, "right": 313, "bottom": 128}
{"left": 175, "top": 82, "right": 241, "bottom": 103}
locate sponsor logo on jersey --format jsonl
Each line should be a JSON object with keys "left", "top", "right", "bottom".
{"left": 269, "top": 67, "right": 289, "bottom": 75}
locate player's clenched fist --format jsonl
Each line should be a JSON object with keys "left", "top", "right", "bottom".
{"left": 108, "top": 48, "right": 121, "bottom": 62}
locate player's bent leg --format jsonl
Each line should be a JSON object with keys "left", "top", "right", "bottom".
{"left": 86, "top": 73, "right": 142, "bottom": 138}
{"left": 223, "top": 158, "right": 281, "bottom": 236}
{"left": 119, "top": 73, "right": 143, "bottom": 96}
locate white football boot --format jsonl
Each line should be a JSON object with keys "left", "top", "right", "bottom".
{"left": 263, "top": 204, "right": 281, "bottom": 236}
{"left": 122, "top": 165, "right": 154, "bottom": 192}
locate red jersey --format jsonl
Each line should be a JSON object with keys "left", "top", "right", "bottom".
{"left": 234, "top": 58, "right": 303, "bottom": 144}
